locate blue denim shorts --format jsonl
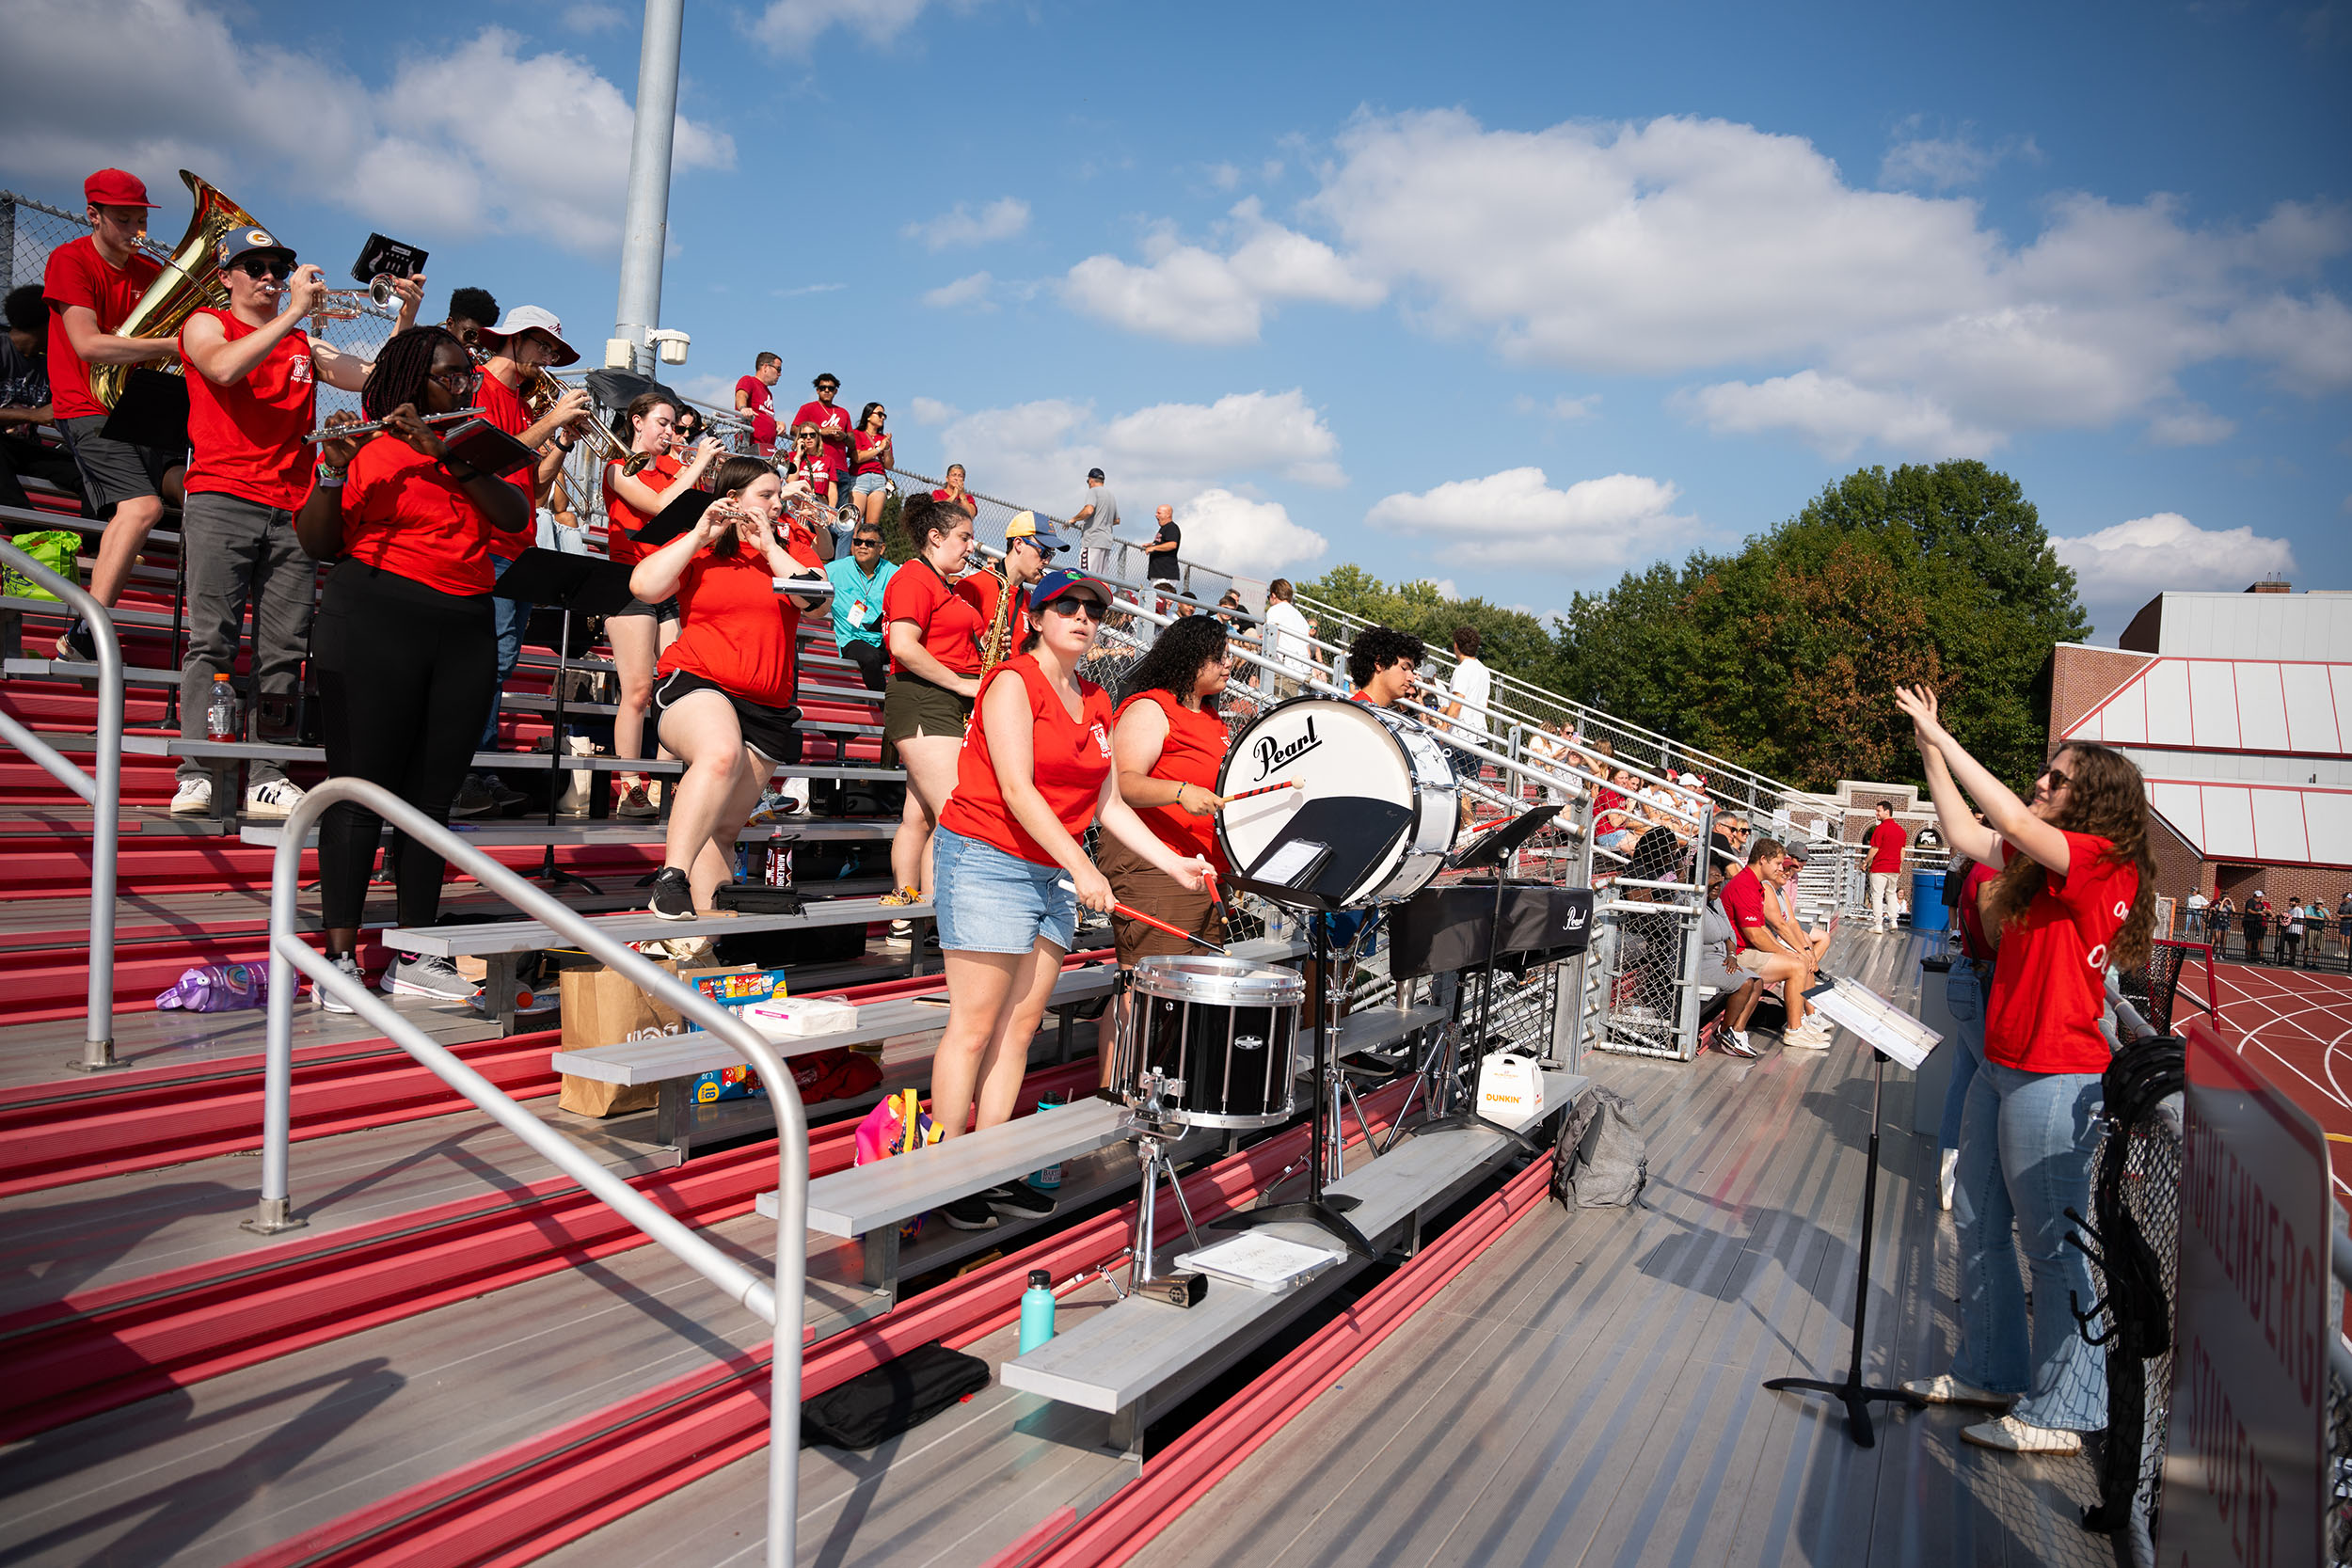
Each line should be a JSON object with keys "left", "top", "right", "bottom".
{"left": 933, "top": 826, "right": 1077, "bottom": 955}
{"left": 851, "top": 472, "right": 887, "bottom": 496}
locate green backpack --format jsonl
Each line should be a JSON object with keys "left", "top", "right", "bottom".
{"left": 4, "top": 531, "right": 81, "bottom": 601}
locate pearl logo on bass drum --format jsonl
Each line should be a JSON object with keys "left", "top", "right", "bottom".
{"left": 1250, "top": 716, "right": 1322, "bottom": 783}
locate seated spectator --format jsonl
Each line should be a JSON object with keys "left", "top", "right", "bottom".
{"left": 1593, "top": 768, "right": 1643, "bottom": 852}
{"left": 823, "top": 518, "right": 896, "bottom": 691}
{"left": 1717, "top": 837, "right": 1830, "bottom": 1052}
{"left": 0, "top": 283, "right": 87, "bottom": 515}
{"left": 632, "top": 457, "right": 825, "bottom": 917}
{"left": 1698, "top": 865, "right": 1762, "bottom": 1057}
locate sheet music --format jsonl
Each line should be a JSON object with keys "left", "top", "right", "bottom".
{"left": 1805, "top": 974, "right": 1942, "bottom": 1070}
{"left": 1254, "top": 838, "right": 1328, "bottom": 887}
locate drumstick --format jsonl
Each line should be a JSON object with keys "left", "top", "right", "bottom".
{"left": 1058, "top": 879, "right": 1227, "bottom": 955}
{"left": 1218, "top": 780, "right": 1302, "bottom": 807}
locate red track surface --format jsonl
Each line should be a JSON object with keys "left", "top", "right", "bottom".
{"left": 2179, "top": 958, "right": 2352, "bottom": 1197}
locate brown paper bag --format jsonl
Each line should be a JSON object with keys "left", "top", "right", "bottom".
{"left": 554, "top": 957, "right": 684, "bottom": 1117}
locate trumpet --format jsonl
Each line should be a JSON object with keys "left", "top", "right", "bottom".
{"left": 305, "top": 274, "right": 405, "bottom": 323}
{"left": 522, "top": 365, "right": 657, "bottom": 473}
{"left": 304, "top": 406, "right": 482, "bottom": 445}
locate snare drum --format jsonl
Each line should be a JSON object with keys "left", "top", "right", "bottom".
{"left": 1216, "top": 696, "right": 1460, "bottom": 906}
{"left": 1114, "top": 955, "right": 1304, "bottom": 1130}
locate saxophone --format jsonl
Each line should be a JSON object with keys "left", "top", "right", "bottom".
{"left": 977, "top": 559, "right": 1018, "bottom": 675}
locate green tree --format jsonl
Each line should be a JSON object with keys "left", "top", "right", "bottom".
{"left": 1550, "top": 460, "right": 2087, "bottom": 792}
{"left": 1298, "top": 566, "right": 1562, "bottom": 692}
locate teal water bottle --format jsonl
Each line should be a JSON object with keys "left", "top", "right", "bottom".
{"left": 1030, "top": 1092, "right": 1064, "bottom": 1189}
{"left": 1018, "top": 1270, "right": 1056, "bottom": 1354}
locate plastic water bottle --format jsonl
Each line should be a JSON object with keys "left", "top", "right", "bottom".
{"left": 205, "top": 675, "right": 238, "bottom": 742}
{"left": 1018, "top": 1269, "right": 1056, "bottom": 1354}
{"left": 1030, "top": 1092, "right": 1064, "bottom": 1190}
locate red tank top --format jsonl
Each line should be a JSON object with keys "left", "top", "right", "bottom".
{"left": 940, "top": 655, "right": 1115, "bottom": 865}
{"left": 603, "top": 453, "right": 680, "bottom": 567}
{"left": 1115, "top": 689, "right": 1230, "bottom": 870}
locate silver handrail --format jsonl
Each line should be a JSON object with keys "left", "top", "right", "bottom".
{"left": 249, "top": 776, "right": 808, "bottom": 1568}
{"left": 0, "top": 532, "right": 121, "bottom": 1069}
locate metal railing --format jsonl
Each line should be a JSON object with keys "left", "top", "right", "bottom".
{"left": 248, "top": 777, "right": 809, "bottom": 1568}
{"left": 0, "top": 538, "right": 121, "bottom": 1069}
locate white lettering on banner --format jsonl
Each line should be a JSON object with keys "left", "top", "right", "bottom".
{"left": 2157, "top": 1020, "right": 2327, "bottom": 1566}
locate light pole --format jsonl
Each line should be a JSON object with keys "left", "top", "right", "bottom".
{"left": 611, "top": 0, "right": 683, "bottom": 373}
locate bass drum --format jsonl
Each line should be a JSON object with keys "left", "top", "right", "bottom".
{"left": 1216, "top": 696, "right": 1459, "bottom": 906}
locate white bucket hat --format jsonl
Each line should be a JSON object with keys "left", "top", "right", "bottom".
{"left": 478, "top": 305, "right": 580, "bottom": 366}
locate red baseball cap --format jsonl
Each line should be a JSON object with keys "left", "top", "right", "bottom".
{"left": 84, "top": 169, "right": 158, "bottom": 209}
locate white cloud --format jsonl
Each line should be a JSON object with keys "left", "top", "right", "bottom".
{"left": 902, "top": 198, "right": 1030, "bottom": 250}
{"left": 1365, "top": 467, "right": 1692, "bottom": 573}
{"left": 1878, "top": 129, "right": 2038, "bottom": 191}
{"left": 1100, "top": 390, "right": 1346, "bottom": 488}
{"left": 1172, "top": 490, "right": 1329, "bottom": 577}
{"left": 1679, "top": 372, "right": 2002, "bottom": 457}
{"left": 1516, "top": 393, "right": 1600, "bottom": 422}
{"left": 0, "top": 0, "right": 732, "bottom": 255}
{"left": 1061, "top": 108, "right": 2352, "bottom": 452}
{"left": 748, "top": 0, "right": 983, "bottom": 54}
{"left": 922, "top": 272, "right": 996, "bottom": 310}
{"left": 2144, "top": 404, "right": 2238, "bottom": 446}
{"left": 562, "top": 3, "right": 627, "bottom": 32}
{"left": 922, "top": 390, "right": 1343, "bottom": 576}
{"left": 909, "top": 397, "right": 961, "bottom": 426}
{"left": 2050, "top": 513, "right": 2298, "bottom": 611}
{"left": 1062, "top": 198, "right": 1385, "bottom": 345}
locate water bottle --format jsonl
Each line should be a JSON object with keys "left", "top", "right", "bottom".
{"left": 1018, "top": 1269, "right": 1056, "bottom": 1354}
{"left": 1029, "top": 1092, "right": 1064, "bottom": 1190}
{"left": 205, "top": 675, "right": 238, "bottom": 742}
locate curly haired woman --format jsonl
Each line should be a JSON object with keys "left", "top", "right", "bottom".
{"left": 1891, "top": 684, "right": 2154, "bottom": 1455}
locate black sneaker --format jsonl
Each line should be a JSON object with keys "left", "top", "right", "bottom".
{"left": 984, "top": 1181, "right": 1056, "bottom": 1221}
{"left": 647, "top": 866, "right": 697, "bottom": 920}
{"left": 450, "top": 773, "right": 497, "bottom": 818}
{"left": 482, "top": 773, "right": 527, "bottom": 811}
{"left": 941, "top": 1193, "right": 998, "bottom": 1231}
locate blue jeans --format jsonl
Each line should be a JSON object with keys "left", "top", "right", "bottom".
{"left": 1950, "top": 1058, "right": 2107, "bottom": 1429}
{"left": 476, "top": 562, "right": 527, "bottom": 759}
{"left": 1937, "top": 962, "right": 1989, "bottom": 1150}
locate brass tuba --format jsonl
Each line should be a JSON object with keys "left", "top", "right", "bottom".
{"left": 89, "top": 170, "right": 265, "bottom": 410}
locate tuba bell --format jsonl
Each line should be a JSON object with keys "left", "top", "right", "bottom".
{"left": 89, "top": 170, "right": 266, "bottom": 410}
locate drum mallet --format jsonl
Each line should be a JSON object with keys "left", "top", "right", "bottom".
{"left": 1059, "top": 879, "right": 1228, "bottom": 955}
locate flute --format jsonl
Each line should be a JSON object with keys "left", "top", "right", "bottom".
{"left": 305, "top": 407, "right": 482, "bottom": 444}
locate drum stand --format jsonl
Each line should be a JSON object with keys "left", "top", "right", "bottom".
{"left": 1127, "top": 1071, "right": 1207, "bottom": 1288}
{"left": 1212, "top": 879, "right": 1375, "bottom": 1260}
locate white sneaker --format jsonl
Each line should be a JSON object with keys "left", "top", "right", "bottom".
{"left": 170, "top": 775, "right": 214, "bottom": 816}
{"left": 1939, "top": 1148, "right": 1960, "bottom": 1212}
{"left": 1781, "top": 1025, "right": 1832, "bottom": 1050}
{"left": 315, "top": 952, "right": 365, "bottom": 1014}
{"left": 1962, "top": 1414, "right": 2080, "bottom": 1454}
{"left": 244, "top": 778, "right": 306, "bottom": 820}
{"left": 1901, "top": 1373, "right": 2014, "bottom": 1409}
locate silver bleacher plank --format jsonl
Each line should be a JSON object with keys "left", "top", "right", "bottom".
{"left": 386, "top": 894, "right": 927, "bottom": 958}
{"left": 236, "top": 816, "right": 895, "bottom": 849}
{"left": 797, "top": 1097, "right": 1129, "bottom": 1237}
{"left": 104, "top": 731, "right": 905, "bottom": 782}
{"left": 999, "top": 1069, "right": 1581, "bottom": 1417}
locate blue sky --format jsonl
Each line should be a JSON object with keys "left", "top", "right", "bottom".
{"left": 6, "top": 0, "right": 2347, "bottom": 639}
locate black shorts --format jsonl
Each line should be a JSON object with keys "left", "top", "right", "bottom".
{"left": 650, "top": 669, "right": 803, "bottom": 765}
{"left": 61, "top": 415, "right": 178, "bottom": 519}
{"left": 611, "top": 594, "right": 680, "bottom": 622}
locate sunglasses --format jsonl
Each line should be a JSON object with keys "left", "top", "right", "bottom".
{"left": 2041, "top": 764, "right": 2072, "bottom": 791}
{"left": 817, "top": 384, "right": 839, "bottom": 393}
{"left": 851, "top": 535, "right": 882, "bottom": 547}
{"left": 1044, "top": 597, "right": 1107, "bottom": 622}
{"left": 236, "top": 260, "right": 293, "bottom": 281}
{"left": 429, "top": 366, "right": 482, "bottom": 388}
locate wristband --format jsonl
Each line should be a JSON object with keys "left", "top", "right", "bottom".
{"left": 314, "top": 474, "right": 346, "bottom": 489}
{"left": 315, "top": 462, "right": 346, "bottom": 484}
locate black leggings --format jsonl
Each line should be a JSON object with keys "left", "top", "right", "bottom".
{"left": 314, "top": 560, "right": 498, "bottom": 934}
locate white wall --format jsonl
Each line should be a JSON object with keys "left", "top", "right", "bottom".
{"left": 2154, "top": 592, "right": 2352, "bottom": 659}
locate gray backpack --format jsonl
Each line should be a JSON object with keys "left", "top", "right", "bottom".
{"left": 1551, "top": 1085, "right": 1646, "bottom": 1209}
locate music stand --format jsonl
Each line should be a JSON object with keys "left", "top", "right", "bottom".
{"left": 493, "top": 549, "right": 639, "bottom": 893}
{"left": 1759, "top": 974, "right": 1940, "bottom": 1448}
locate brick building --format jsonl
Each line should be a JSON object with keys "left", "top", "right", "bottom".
{"left": 2043, "top": 581, "right": 2352, "bottom": 911}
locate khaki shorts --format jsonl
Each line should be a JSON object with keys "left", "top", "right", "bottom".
{"left": 1100, "top": 830, "right": 1224, "bottom": 967}
{"left": 1735, "top": 947, "right": 1775, "bottom": 974}
{"left": 882, "top": 673, "right": 972, "bottom": 744}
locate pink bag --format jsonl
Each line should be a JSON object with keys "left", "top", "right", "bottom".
{"left": 852, "top": 1090, "right": 936, "bottom": 1240}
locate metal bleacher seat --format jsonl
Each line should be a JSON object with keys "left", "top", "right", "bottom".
{"left": 1002, "top": 1067, "right": 1585, "bottom": 1452}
